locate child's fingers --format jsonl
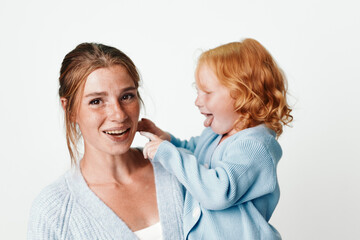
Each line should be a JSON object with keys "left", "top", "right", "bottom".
{"left": 143, "top": 141, "right": 152, "bottom": 159}
{"left": 137, "top": 118, "right": 154, "bottom": 132}
{"left": 142, "top": 145, "right": 149, "bottom": 159}
{"left": 140, "top": 131, "right": 158, "bottom": 141}
{"left": 137, "top": 118, "right": 147, "bottom": 131}
{"left": 143, "top": 139, "right": 161, "bottom": 160}
{"left": 140, "top": 117, "right": 151, "bottom": 122}
{"left": 143, "top": 142, "right": 155, "bottom": 160}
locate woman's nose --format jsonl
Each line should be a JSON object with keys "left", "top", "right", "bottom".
{"left": 109, "top": 101, "right": 128, "bottom": 122}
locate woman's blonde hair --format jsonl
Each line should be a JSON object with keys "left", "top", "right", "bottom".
{"left": 196, "top": 38, "right": 293, "bottom": 137}
{"left": 58, "top": 43, "right": 142, "bottom": 164}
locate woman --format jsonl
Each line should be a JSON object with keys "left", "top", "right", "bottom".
{"left": 27, "top": 43, "right": 184, "bottom": 240}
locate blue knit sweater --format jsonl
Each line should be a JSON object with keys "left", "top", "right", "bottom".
{"left": 153, "top": 125, "right": 282, "bottom": 240}
{"left": 27, "top": 162, "right": 184, "bottom": 240}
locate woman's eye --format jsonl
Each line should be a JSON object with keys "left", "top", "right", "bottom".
{"left": 121, "top": 93, "right": 135, "bottom": 101}
{"left": 89, "top": 99, "right": 101, "bottom": 105}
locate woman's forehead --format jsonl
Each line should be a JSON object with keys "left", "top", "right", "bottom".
{"left": 83, "top": 66, "right": 135, "bottom": 95}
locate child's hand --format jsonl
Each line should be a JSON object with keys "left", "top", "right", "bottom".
{"left": 137, "top": 118, "right": 171, "bottom": 141}
{"left": 140, "top": 131, "right": 163, "bottom": 160}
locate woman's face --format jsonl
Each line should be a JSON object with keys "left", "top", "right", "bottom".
{"left": 76, "top": 65, "right": 140, "bottom": 157}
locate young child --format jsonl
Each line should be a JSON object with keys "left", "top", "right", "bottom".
{"left": 138, "top": 38, "right": 293, "bottom": 240}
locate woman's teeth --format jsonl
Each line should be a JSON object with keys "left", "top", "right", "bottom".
{"left": 104, "top": 129, "right": 128, "bottom": 135}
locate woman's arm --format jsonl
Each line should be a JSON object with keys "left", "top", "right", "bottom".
{"left": 27, "top": 195, "right": 60, "bottom": 240}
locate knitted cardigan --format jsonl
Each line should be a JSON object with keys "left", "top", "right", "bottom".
{"left": 27, "top": 162, "right": 184, "bottom": 240}
{"left": 153, "top": 125, "right": 282, "bottom": 239}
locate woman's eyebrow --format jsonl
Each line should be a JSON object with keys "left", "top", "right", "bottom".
{"left": 84, "top": 92, "right": 108, "bottom": 98}
{"left": 121, "top": 86, "right": 137, "bottom": 92}
{"left": 84, "top": 87, "right": 137, "bottom": 98}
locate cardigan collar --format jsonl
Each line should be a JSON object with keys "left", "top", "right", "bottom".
{"left": 65, "top": 161, "right": 183, "bottom": 239}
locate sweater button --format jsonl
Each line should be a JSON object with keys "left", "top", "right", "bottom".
{"left": 192, "top": 207, "right": 201, "bottom": 218}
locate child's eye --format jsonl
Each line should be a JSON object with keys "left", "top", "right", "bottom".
{"left": 197, "top": 89, "right": 211, "bottom": 95}
{"left": 89, "top": 99, "right": 101, "bottom": 105}
{"left": 121, "top": 93, "right": 135, "bottom": 101}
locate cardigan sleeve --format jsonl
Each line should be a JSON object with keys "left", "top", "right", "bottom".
{"left": 152, "top": 138, "right": 278, "bottom": 210}
{"left": 28, "top": 195, "right": 60, "bottom": 240}
{"left": 169, "top": 134, "right": 199, "bottom": 153}
{"left": 27, "top": 209, "right": 58, "bottom": 240}
{"left": 27, "top": 180, "right": 71, "bottom": 240}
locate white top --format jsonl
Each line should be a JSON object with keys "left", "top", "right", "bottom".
{"left": 134, "top": 222, "right": 163, "bottom": 240}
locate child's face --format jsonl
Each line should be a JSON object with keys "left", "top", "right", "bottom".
{"left": 195, "top": 64, "right": 241, "bottom": 137}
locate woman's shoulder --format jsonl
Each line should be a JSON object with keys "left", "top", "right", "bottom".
{"left": 29, "top": 171, "right": 73, "bottom": 224}
{"left": 28, "top": 171, "right": 75, "bottom": 239}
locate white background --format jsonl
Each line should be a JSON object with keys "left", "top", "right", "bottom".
{"left": 1, "top": 0, "right": 359, "bottom": 239}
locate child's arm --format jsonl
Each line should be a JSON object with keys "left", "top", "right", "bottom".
{"left": 168, "top": 134, "right": 199, "bottom": 153}
{"left": 143, "top": 134, "right": 278, "bottom": 211}
{"left": 138, "top": 118, "right": 199, "bottom": 152}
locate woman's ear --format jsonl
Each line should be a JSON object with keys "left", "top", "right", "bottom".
{"left": 60, "top": 97, "right": 68, "bottom": 111}
{"left": 61, "top": 98, "right": 77, "bottom": 123}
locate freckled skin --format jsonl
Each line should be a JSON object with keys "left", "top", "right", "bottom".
{"left": 77, "top": 65, "right": 140, "bottom": 156}
{"left": 72, "top": 65, "right": 159, "bottom": 231}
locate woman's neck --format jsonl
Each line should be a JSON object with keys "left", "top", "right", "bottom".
{"left": 80, "top": 147, "right": 149, "bottom": 185}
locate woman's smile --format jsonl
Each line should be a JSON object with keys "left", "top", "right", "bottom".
{"left": 103, "top": 127, "right": 131, "bottom": 142}
{"left": 76, "top": 65, "right": 140, "bottom": 156}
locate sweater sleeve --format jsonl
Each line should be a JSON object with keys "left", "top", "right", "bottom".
{"left": 27, "top": 180, "right": 71, "bottom": 240}
{"left": 152, "top": 138, "right": 278, "bottom": 210}
{"left": 27, "top": 205, "right": 58, "bottom": 240}
{"left": 169, "top": 134, "right": 199, "bottom": 153}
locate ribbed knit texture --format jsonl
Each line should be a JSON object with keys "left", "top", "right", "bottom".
{"left": 153, "top": 125, "right": 282, "bottom": 240}
{"left": 27, "top": 162, "right": 184, "bottom": 240}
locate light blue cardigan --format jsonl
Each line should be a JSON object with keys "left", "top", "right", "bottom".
{"left": 27, "top": 162, "right": 184, "bottom": 240}
{"left": 153, "top": 125, "right": 282, "bottom": 240}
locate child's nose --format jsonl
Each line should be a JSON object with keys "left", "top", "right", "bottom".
{"left": 195, "top": 95, "right": 202, "bottom": 108}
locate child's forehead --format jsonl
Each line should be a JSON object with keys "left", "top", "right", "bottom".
{"left": 195, "top": 73, "right": 207, "bottom": 90}
{"left": 196, "top": 63, "right": 219, "bottom": 89}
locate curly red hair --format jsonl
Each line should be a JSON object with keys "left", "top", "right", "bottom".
{"left": 196, "top": 38, "right": 293, "bottom": 137}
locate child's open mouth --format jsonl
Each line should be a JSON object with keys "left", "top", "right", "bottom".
{"left": 203, "top": 114, "right": 214, "bottom": 127}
